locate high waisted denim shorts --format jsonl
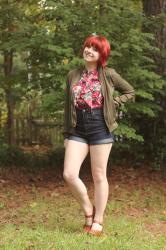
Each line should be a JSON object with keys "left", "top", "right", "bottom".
{"left": 68, "top": 107, "right": 114, "bottom": 145}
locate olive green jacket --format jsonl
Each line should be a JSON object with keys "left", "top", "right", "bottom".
{"left": 63, "top": 66, "right": 135, "bottom": 139}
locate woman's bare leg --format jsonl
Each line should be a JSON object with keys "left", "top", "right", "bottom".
{"left": 90, "top": 143, "right": 112, "bottom": 228}
{"left": 63, "top": 140, "right": 93, "bottom": 217}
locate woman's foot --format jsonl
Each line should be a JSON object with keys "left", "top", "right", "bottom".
{"left": 88, "top": 220, "right": 103, "bottom": 236}
{"left": 83, "top": 206, "right": 95, "bottom": 232}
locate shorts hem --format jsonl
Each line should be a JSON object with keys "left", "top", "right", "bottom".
{"left": 89, "top": 139, "right": 114, "bottom": 145}
{"left": 68, "top": 136, "right": 88, "bottom": 144}
{"left": 68, "top": 136, "right": 114, "bottom": 145}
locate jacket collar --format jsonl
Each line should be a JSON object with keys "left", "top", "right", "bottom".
{"left": 79, "top": 65, "right": 105, "bottom": 77}
{"left": 70, "top": 66, "right": 108, "bottom": 87}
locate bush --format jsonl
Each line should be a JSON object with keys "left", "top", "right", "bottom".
{"left": 0, "top": 144, "right": 65, "bottom": 171}
{"left": 0, "top": 144, "right": 24, "bottom": 166}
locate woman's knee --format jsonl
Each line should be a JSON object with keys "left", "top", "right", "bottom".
{"left": 92, "top": 171, "right": 107, "bottom": 183}
{"left": 63, "top": 171, "right": 78, "bottom": 183}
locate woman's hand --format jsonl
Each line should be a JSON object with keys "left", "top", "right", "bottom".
{"left": 64, "top": 139, "right": 68, "bottom": 148}
{"left": 113, "top": 99, "right": 119, "bottom": 108}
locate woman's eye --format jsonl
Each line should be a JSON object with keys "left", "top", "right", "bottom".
{"left": 91, "top": 46, "right": 98, "bottom": 52}
{"left": 93, "top": 47, "right": 98, "bottom": 52}
{"left": 86, "top": 46, "right": 98, "bottom": 52}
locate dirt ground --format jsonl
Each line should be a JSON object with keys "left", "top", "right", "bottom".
{"left": 0, "top": 162, "right": 166, "bottom": 235}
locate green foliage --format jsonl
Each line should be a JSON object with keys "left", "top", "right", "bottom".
{"left": 115, "top": 124, "right": 144, "bottom": 142}
{"left": 0, "top": 144, "right": 25, "bottom": 166}
{"left": 0, "top": 144, "right": 65, "bottom": 169}
{"left": 0, "top": 0, "right": 165, "bottom": 168}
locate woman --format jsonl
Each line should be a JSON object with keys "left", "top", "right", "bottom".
{"left": 63, "top": 34, "right": 135, "bottom": 236}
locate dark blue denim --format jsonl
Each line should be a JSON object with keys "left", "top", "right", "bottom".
{"left": 68, "top": 107, "right": 114, "bottom": 145}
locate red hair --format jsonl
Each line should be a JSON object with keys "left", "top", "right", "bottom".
{"left": 82, "top": 35, "right": 111, "bottom": 67}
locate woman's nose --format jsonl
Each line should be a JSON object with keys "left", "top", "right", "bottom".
{"left": 86, "top": 47, "right": 93, "bottom": 53}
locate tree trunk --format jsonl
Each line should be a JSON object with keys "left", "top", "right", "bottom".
{"left": 4, "top": 50, "right": 15, "bottom": 145}
{"left": 99, "top": 1, "right": 106, "bottom": 16}
{"left": 142, "top": 0, "right": 166, "bottom": 164}
{"left": 143, "top": 0, "right": 166, "bottom": 15}
{"left": 142, "top": 0, "right": 166, "bottom": 75}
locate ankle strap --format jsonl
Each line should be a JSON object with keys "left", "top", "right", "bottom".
{"left": 93, "top": 220, "right": 103, "bottom": 225}
{"left": 85, "top": 206, "right": 95, "bottom": 218}
{"left": 85, "top": 214, "right": 93, "bottom": 218}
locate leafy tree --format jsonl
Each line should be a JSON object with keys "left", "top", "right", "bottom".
{"left": 0, "top": 0, "right": 165, "bottom": 168}
{"left": 0, "top": 0, "right": 33, "bottom": 144}
{"left": 142, "top": 0, "right": 166, "bottom": 168}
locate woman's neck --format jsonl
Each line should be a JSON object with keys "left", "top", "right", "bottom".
{"left": 84, "top": 62, "right": 98, "bottom": 72}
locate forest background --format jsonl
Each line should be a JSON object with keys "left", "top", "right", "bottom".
{"left": 0, "top": 0, "right": 165, "bottom": 170}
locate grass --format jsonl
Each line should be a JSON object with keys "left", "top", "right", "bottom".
{"left": 0, "top": 169, "right": 166, "bottom": 250}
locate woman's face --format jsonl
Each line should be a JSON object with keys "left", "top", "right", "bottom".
{"left": 83, "top": 45, "right": 100, "bottom": 64}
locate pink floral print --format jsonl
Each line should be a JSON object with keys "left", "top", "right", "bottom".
{"left": 72, "top": 69, "right": 103, "bottom": 109}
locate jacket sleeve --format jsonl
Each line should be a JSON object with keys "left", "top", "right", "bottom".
{"left": 110, "top": 69, "right": 135, "bottom": 107}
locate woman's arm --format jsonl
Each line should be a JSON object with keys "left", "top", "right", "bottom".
{"left": 110, "top": 69, "right": 135, "bottom": 107}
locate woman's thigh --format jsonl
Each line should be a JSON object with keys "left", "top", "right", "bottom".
{"left": 64, "top": 139, "right": 89, "bottom": 178}
{"left": 89, "top": 143, "right": 113, "bottom": 179}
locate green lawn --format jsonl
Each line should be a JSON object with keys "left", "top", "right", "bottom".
{"left": 0, "top": 167, "right": 165, "bottom": 250}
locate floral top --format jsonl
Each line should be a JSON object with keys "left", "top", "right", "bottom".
{"left": 72, "top": 69, "right": 104, "bottom": 109}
